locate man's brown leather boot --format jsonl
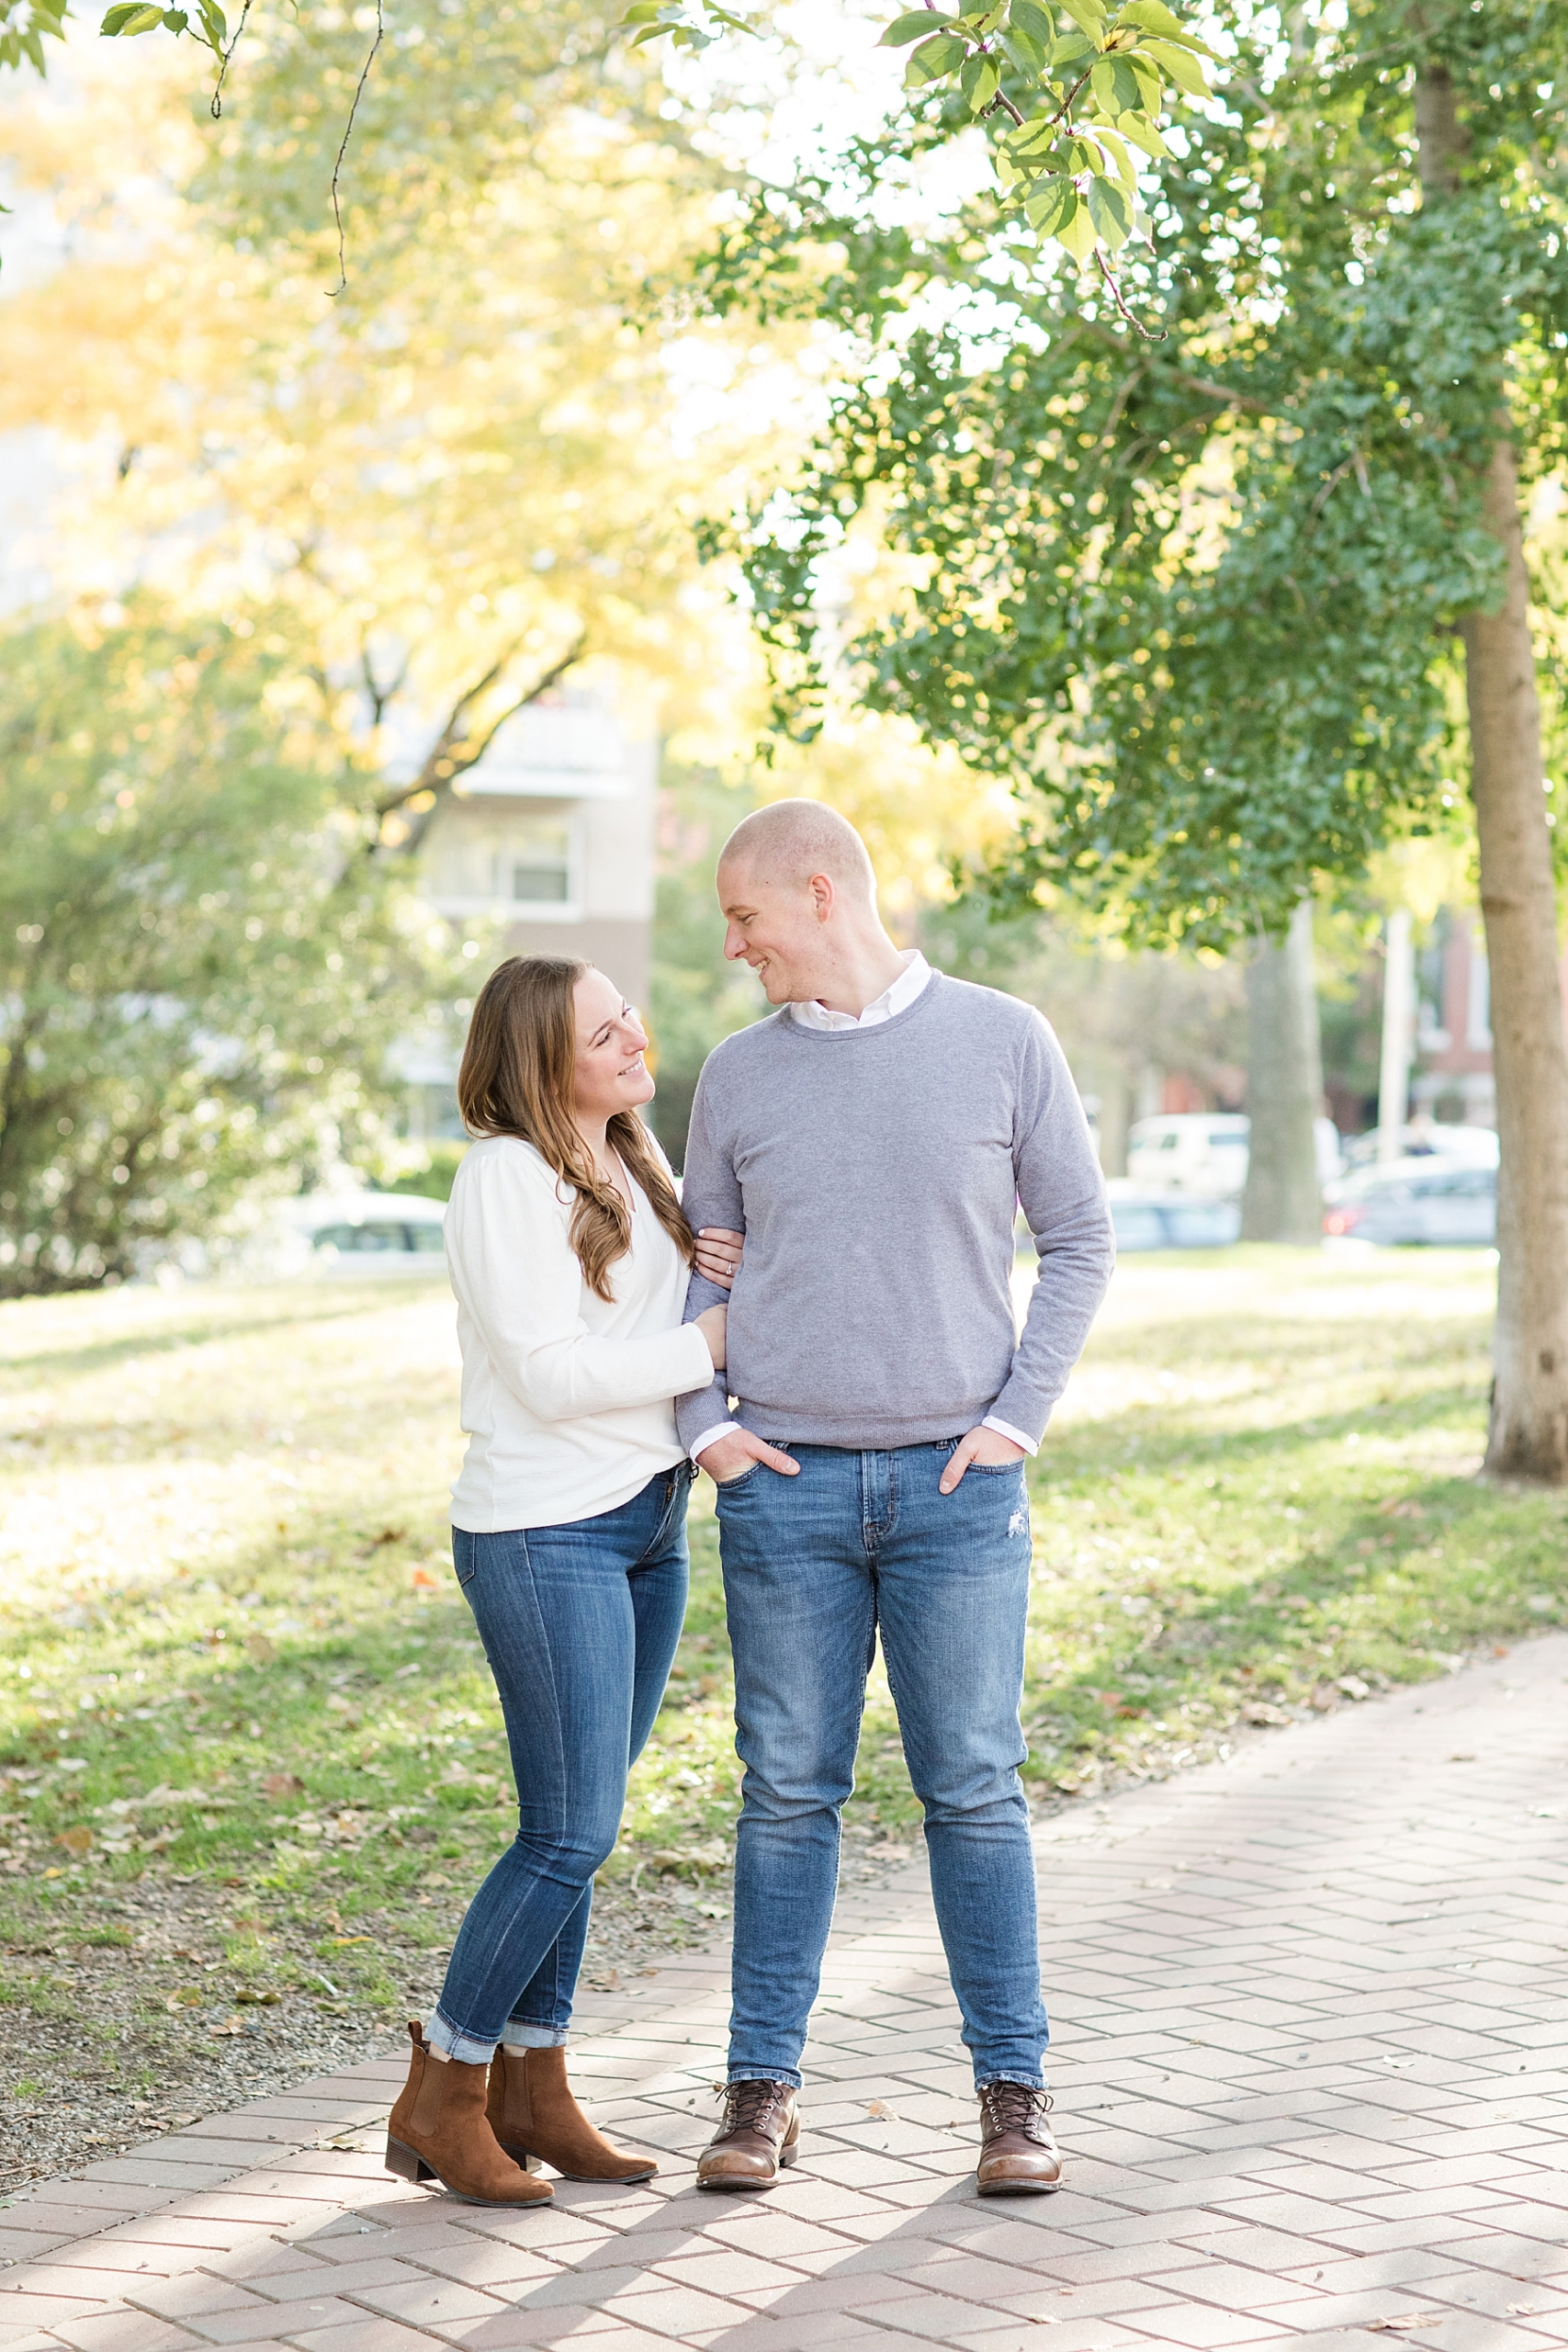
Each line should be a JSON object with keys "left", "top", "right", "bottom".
{"left": 487, "top": 2045, "right": 659, "bottom": 2183}
{"left": 976, "top": 2082, "right": 1062, "bottom": 2195}
{"left": 385, "top": 2023, "right": 554, "bottom": 2207}
{"left": 695, "top": 2079, "right": 799, "bottom": 2190}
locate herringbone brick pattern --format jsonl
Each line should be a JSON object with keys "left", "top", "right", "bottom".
{"left": 2, "top": 1635, "right": 1564, "bottom": 2352}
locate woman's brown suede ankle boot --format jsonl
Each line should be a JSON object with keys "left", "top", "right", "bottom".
{"left": 488, "top": 2044, "right": 659, "bottom": 2182}
{"left": 386, "top": 2023, "right": 555, "bottom": 2206}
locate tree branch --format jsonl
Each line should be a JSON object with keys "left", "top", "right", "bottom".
{"left": 371, "top": 631, "right": 590, "bottom": 859}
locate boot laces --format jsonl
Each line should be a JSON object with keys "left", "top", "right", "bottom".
{"left": 979, "top": 2082, "right": 1054, "bottom": 2140}
{"left": 713, "top": 2079, "right": 791, "bottom": 2142}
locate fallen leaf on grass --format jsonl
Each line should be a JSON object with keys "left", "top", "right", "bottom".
{"left": 324, "top": 1935, "right": 372, "bottom": 1946}
{"left": 261, "top": 1773, "right": 304, "bottom": 1798}
{"left": 165, "top": 1989, "right": 203, "bottom": 2010}
{"left": 54, "top": 1827, "right": 93, "bottom": 1855}
{"left": 209, "top": 2018, "right": 247, "bottom": 2038}
{"left": 243, "top": 1634, "right": 276, "bottom": 1665}
{"left": 232, "top": 1987, "right": 281, "bottom": 2004}
{"left": 410, "top": 1566, "right": 439, "bottom": 1590}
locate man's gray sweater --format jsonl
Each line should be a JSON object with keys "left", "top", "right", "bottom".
{"left": 674, "top": 972, "right": 1114, "bottom": 1453}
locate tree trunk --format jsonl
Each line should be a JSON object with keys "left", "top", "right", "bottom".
{"left": 1240, "top": 898, "right": 1324, "bottom": 1245}
{"left": 1415, "top": 60, "right": 1568, "bottom": 1479}
{"left": 1460, "top": 438, "right": 1568, "bottom": 1479}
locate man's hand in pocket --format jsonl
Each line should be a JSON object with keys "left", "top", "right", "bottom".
{"left": 939, "top": 1426, "right": 1025, "bottom": 1495}
{"left": 696, "top": 1430, "right": 799, "bottom": 1485}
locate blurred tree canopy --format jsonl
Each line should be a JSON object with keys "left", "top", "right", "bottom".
{"left": 0, "top": 17, "right": 766, "bottom": 801}
{"left": 0, "top": 604, "right": 432, "bottom": 1292}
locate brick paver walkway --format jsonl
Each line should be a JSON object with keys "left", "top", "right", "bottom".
{"left": 2, "top": 1634, "right": 1565, "bottom": 2352}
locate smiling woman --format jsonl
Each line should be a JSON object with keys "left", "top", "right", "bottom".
{"left": 379, "top": 955, "right": 739, "bottom": 2205}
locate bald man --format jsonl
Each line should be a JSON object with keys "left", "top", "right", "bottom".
{"left": 674, "top": 802, "right": 1114, "bottom": 2197}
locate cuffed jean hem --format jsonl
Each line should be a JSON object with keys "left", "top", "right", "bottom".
{"left": 726, "top": 2067, "right": 802, "bottom": 2090}
{"left": 502, "top": 2021, "right": 570, "bottom": 2050}
{"left": 427, "top": 2009, "right": 500, "bottom": 2067}
{"left": 976, "top": 2071, "right": 1046, "bottom": 2091}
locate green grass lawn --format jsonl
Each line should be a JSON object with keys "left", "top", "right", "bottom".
{"left": 0, "top": 1248, "right": 1564, "bottom": 2063}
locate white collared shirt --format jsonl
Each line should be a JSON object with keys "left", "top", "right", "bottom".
{"left": 689, "top": 948, "right": 1037, "bottom": 1463}
{"left": 789, "top": 948, "right": 932, "bottom": 1030}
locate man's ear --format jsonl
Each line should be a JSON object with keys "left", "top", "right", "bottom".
{"left": 807, "top": 872, "right": 835, "bottom": 922}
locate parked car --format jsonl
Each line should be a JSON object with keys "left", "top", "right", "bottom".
{"left": 1322, "top": 1159, "right": 1495, "bottom": 1246}
{"left": 1340, "top": 1123, "right": 1497, "bottom": 1172}
{"left": 1126, "top": 1114, "right": 1341, "bottom": 1195}
{"left": 1105, "top": 1182, "right": 1242, "bottom": 1251}
{"left": 294, "top": 1190, "right": 447, "bottom": 1273}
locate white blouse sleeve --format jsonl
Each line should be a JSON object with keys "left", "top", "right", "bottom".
{"left": 446, "top": 1147, "right": 714, "bottom": 1423}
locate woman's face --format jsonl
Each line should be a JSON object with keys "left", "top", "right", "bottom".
{"left": 571, "top": 968, "right": 654, "bottom": 1127}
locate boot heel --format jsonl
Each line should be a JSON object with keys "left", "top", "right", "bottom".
{"left": 780, "top": 2135, "right": 800, "bottom": 2168}
{"left": 385, "top": 2136, "right": 434, "bottom": 2184}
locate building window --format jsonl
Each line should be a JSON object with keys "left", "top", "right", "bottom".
{"left": 490, "top": 822, "right": 574, "bottom": 907}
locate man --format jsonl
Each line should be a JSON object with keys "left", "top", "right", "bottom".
{"left": 676, "top": 800, "right": 1114, "bottom": 2197}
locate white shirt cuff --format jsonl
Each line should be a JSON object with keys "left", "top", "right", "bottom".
{"left": 689, "top": 1421, "right": 740, "bottom": 1463}
{"left": 982, "top": 1415, "right": 1038, "bottom": 1457}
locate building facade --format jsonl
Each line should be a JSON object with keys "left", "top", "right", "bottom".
{"left": 404, "top": 683, "right": 658, "bottom": 1140}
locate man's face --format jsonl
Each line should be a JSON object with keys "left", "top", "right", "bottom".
{"left": 717, "top": 857, "right": 831, "bottom": 1004}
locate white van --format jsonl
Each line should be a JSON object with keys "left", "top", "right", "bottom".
{"left": 1126, "top": 1114, "right": 1341, "bottom": 1196}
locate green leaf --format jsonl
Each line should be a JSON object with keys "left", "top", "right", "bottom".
{"left": 1090, "top": 52, "right": 1146, "bottom": 112}
{"left": 1086, "top": 172, "right": 1133, "bottom": 247}
{"left": 1114, "top": 109, "right": 1170, "bottom": 156}
{"left": 1023, "top": 172, "right": 1077, "bottom": 233}
{"left": 1008, "top": 113, "right": 1064, "bottom": 157}
{"left": 1093, "top": 124, "right": 1137, "bottom": 189}
{"left": 1010, "top": 0, "right": 1055, "bottom": 43}
{"left": 1057, "top": 195, "right": 1100, "bottom": 256}
{"left": 961, "top": 51, "right": 1000, "bottom": 109}
{"left": 1138, "top": 35, "right": 1209, "bottom": 95}
{"left": 905, "top": 28, "right": 968, "bottom": 81}
{"left": 1055, "top": 0, "right": 1105, "bottom": 44}
{"left": 100, "top": 5, "right": 165, "bottom": 34}
{"left": 161, "top": 7, "right": 188, "bottom": 27}
{"left": 1117, "top": 0, "right": 1219, "bottom": 55}
{"left": 1113, "top": 0, "right": 1183, "bottom": 33}
{"left": 879, "top": 9, "right": 956, "bottom": 44}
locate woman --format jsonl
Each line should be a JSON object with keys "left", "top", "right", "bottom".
{"left": 386, "top": 955, "right": 740, "bottom": 2207}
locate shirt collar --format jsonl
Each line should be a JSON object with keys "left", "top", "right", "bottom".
{"left": 791, "top": 950, "right": 933, "bottom": 1031}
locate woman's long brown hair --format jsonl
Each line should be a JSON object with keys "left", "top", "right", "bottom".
{"left": 457, "top": 956, "right": 694, "bottom": 1301}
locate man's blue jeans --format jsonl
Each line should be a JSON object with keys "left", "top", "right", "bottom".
{"left": 715, "top": 1439, "right": 1045, "bottom": 2091}
{"left": 430, "top": 1464, "right": 692, "bottom": 2064}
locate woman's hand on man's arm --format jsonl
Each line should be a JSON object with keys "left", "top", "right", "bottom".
{"left": 694, "top": 1227, "right": 744, "bottom": 1289}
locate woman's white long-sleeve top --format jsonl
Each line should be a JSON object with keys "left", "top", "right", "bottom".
{"left": 446, "top": 1134, "right": 715, "bottom": 1533}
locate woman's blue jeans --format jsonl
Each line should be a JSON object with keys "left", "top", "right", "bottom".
{"left": 716, "top": 1439, "right": 1045, "bottom": 2091}
{"left": 429, "top": 1463, "right": 692, "bottom": 2064}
